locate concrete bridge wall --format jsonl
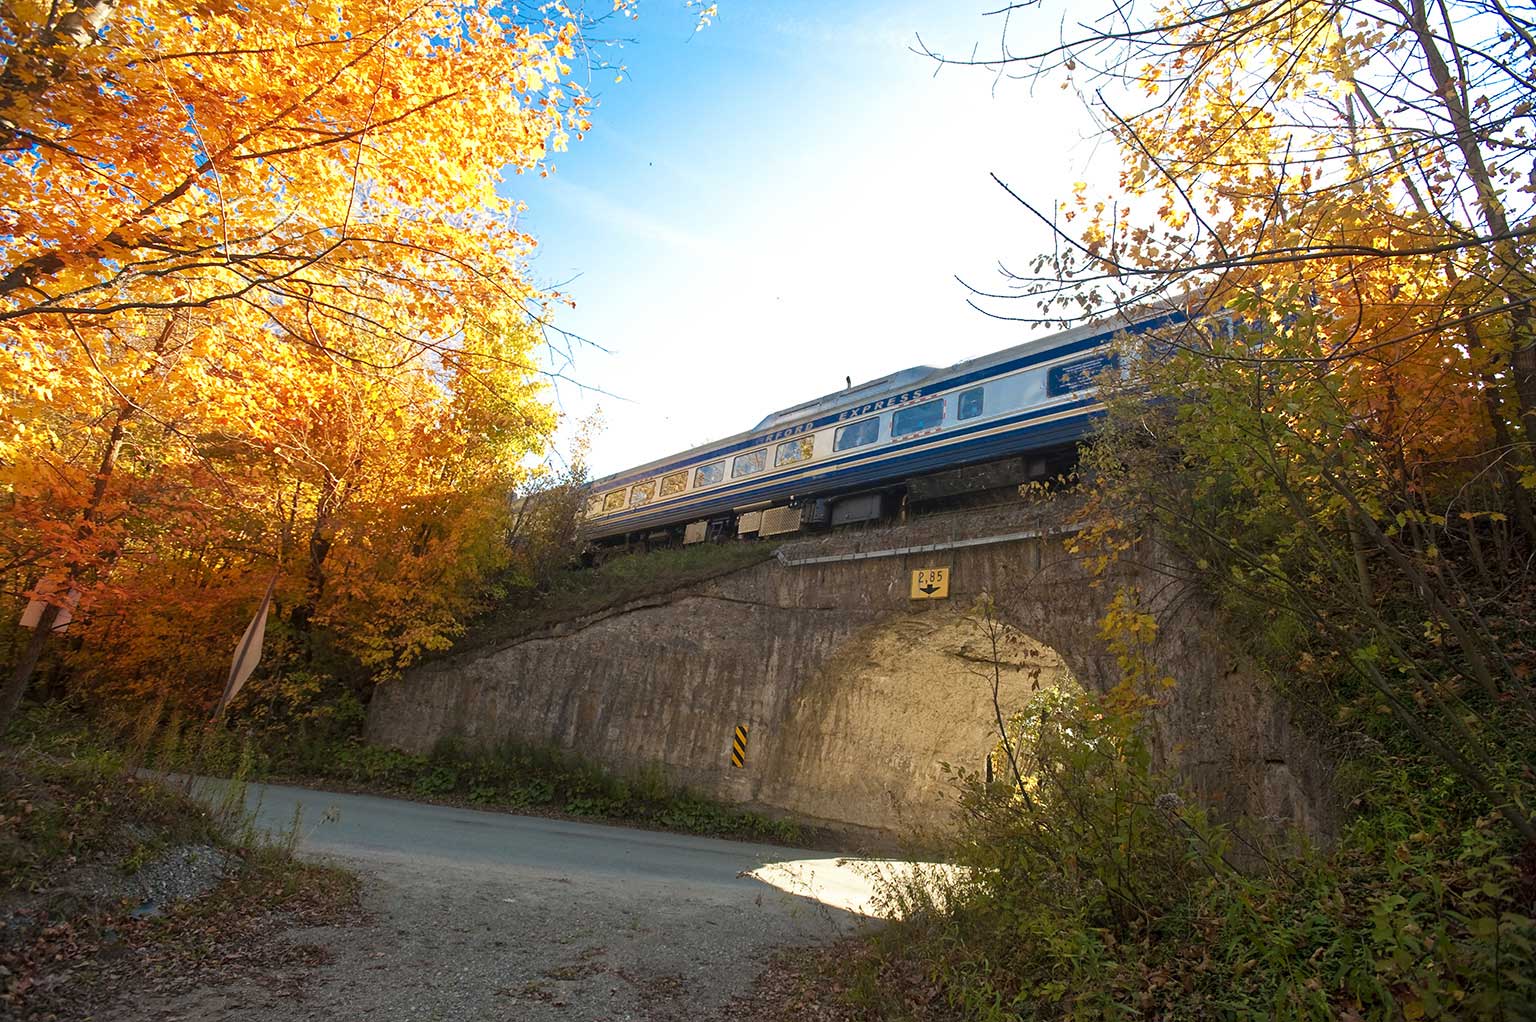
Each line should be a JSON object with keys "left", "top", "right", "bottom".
{"left": 365, "top": 505, "right": 1336, "bottom": 841}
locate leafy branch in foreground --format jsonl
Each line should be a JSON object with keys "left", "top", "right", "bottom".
{"left": 929, "top": 0, "right": 1535, "bottom": 488}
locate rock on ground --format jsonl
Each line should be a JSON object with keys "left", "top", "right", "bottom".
{"left": 131, "top": 845, "right": 233, "bottom": 917}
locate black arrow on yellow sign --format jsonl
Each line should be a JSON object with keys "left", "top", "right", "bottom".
{"left": 918, "top": 582, "right": 942, "bottom": 595}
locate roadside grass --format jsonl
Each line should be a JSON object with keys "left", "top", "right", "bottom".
{"left": 1, "top": 753, "right": 217, "bottom": 896}
{"left": 13, "top": 702, "right": 814, "bottom": 848}
{"left": 1, "top": 706, "right": 358, "bottom": 1019}
{"left": 269, "top": 734, "right": 812, "bottom": 846}
{"left": 455, "top": 541, "right": 777, "bottom": 653}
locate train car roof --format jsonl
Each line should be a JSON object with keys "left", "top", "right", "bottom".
{"left": 585, "top": 307, "right": 1164, "bottom": 491}
{"left": 750, "top": 365, "right": 936, "bottom": 431}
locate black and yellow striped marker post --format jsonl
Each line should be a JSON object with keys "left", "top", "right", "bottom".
{"left": 730, "top": 724, "right": 749, "bottom": 768}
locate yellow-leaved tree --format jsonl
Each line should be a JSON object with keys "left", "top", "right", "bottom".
{"left": 1, "top": 0, "right": 608, "bottom": 731}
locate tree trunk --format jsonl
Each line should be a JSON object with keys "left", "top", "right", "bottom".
{"left": 0, "top": 409, "right": 130, "bottom": 740}
{"left": 1407, "top": 0, "right": 1536, "bottom": 438}
{"left": 288, "top": 474, "right": 341, "bottom": 640}
{"left": 0, "top": 0, "right": 121, "bottom": 141}
{"left": 0, "top": 605, "right": 60, "bottom": 741}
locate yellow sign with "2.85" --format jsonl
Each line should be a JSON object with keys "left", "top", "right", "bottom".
{"left": 910, "top": 567, "right": 950, "bottom": 600}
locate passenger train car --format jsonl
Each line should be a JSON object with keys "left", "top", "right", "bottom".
{"left": 581, "top": 310, "right": 1175, "bottom": 544}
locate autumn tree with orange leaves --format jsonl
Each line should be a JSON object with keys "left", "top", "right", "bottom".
{"left": 1, "top": 0, "right": 611, "bottom": 732}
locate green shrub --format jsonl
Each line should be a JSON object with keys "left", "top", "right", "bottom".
{"left": 861, "top": 690, "right": 1536, "bottom": 1021}
{"left": 15, "top": 702, "right": 813, "bottom": 847}
{"left": 564, "top": 796, "right": 615, "bottom": 816}
{"left": 256, "top": 730, "right": 807, "bottom": 843}
{"left": 412, "top": 764, "right": 459, "bottom": 795}
{"left": 505, "top": 778, "right": 555, "bottom": 808}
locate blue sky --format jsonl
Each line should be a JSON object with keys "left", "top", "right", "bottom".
{"left": 512, "top": 1, "right": 1113, "bottom": 478}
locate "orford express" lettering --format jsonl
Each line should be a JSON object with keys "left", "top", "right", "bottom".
{"left": 836, "top": 388, "right": 924, "bottom": 423}
{"left": 753, "top": 389, "right": 926, "bottom": 445}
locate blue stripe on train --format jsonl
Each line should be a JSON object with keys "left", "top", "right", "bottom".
{"left": 590, "top": 397, "right": 1098, "bottom": 536}
{"left": 591, "top": 315, "right": 1173, "bottom": 492}
{"left": 622, "top": 391, "right": 1099, "bottom": 524}
{"left": 589, "top": 394, "right": 1094, "bottom": 535}
{"left": 586, "top": 403, "right": 1098, "bottom": 538}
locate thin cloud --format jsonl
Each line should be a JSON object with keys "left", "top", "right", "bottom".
{"left": 538, "top": 176, "right": 724, "bottom": 257}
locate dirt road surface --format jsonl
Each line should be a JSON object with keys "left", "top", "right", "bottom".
{"left": 92, "top": 781, "right": 880, "bottom": 1022}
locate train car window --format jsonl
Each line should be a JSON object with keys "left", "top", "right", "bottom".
{"left": 891, "top": 398, "right": 944, "bottom": 437}
{"left": 834, "top": 417, "right": 880, "bottom": 451}
{"left": 629, "top": 480, "right": 656, "bottom": 506}
{"left": 603, "top": 489, "right": 628, "bottom": 512}
{"left": 695, "top": 461, "right": 725, "bottom": 487}
{"left": 775, "top": 435, "right": 815, "bottom": 466}
{"left": 958, "top": 387, "right": 984, "bottom": 420}
{"left": 660, "top": 471, "right": 689, "bottom": 497}
{"left": 586, "top": 496, "right": 605, "bottom": 518}
{"left": 732, "top": 449, "right": 767, "bottom": 478}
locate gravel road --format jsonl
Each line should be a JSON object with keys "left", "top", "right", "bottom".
{"left": 92, "top": 781, "right": 880, "bottom": 1022}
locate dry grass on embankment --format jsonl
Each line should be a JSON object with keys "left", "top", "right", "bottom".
{"left": 454, "top": 541, "right": 778, "bottom": 654}
{"left": 0, "top": 731, "right": 358, "bottom": 1021}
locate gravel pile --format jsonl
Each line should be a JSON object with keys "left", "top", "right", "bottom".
{"left": 131, "top": 845, "right": 234, "bottom": 917}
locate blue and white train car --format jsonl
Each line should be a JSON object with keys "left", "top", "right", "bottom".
{"left": 582, "top": 311, "right": 1172, "bottom": 542}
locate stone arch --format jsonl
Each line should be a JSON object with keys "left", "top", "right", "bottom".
{"left": 751, "top": 604, "right": 1078, "bottom": 836}
{"left": 990, "top": 531, "right": 1339, "bottom": 843}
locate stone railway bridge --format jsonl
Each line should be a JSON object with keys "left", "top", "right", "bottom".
{"left": 366, "top": 503, "right": 1336, "bottom": 844}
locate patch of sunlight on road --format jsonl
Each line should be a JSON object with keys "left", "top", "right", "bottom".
{"left": 743, "top": 858, "right": 965, "bottom": 919}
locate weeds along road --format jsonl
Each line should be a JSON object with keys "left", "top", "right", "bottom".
{"left": 108, "top": 779, "right": 882, "bottom": 1022}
